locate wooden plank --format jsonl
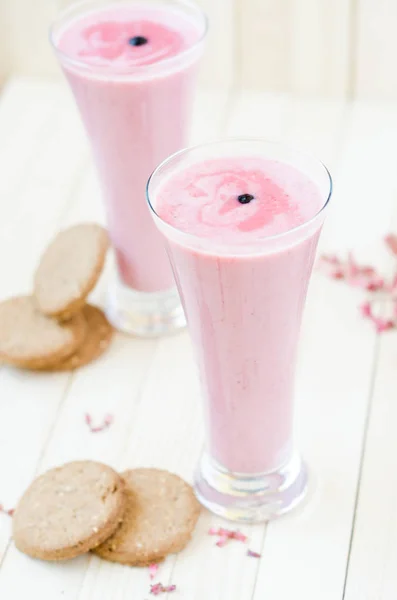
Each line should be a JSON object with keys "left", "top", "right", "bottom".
{"left": 239, "top": 0, "right": 291, "bottom": 93}
{"left": 0, "top": 370, "right": 71, "bottom": 559}
{"left": 1, "top": 0, "right": 61, "bottom": 78}
{"left": 344, "top": 333, "right": 397, "bottom": 599}
{"left": 0, "top": 78, "right": 89, "bottom": 297}
{"left": 0, "top": 80, "right": 67, "bottom": 219}
{"left": 0, "top": 78, "right": 88, "bottom": 565}
{"left": 354, "top": 0, "right": 397, "bottom": 100}
{"left": 323, "top": 102, "right": 397, "bottom": 257}
{"left": 0, "top": 2, "right": 9, "bottom": 86}
{"left": 342, "top": 108, "right": 397, "bottom": 599}
{"left": 289, "top": 0, "right": 352, "bottom": 97}
{"left": 0, "top": 84, "right": 88, "bottom": 297}
{"left": 239, "top": 0, "right": 352, "bottom": 97}
{"left": 194, "top": 0, "right": 234, "bottom": 90}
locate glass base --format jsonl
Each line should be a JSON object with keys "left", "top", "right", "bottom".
{"left": 194, "top": 452, "right": 308, "bottom": 523}
{"left": 106, "top": 274, "right": 186, "bottom": 337}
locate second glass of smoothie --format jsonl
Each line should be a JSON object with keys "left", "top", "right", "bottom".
{"left": 50, "top": 0, "right": 207, "bottom": 336}
{"left": 148, "top": 140, "right": 332, "bottom": 522}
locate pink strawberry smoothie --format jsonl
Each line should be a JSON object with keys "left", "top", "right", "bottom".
{"left": 53, "top": 2, "right": 205, "bottom": 292}
{"left": 153, "top": 156, "right": 325, "bottom": 474}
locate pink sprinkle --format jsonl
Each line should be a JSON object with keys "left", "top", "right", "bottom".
{"left": 209, "top": 527, "right": 248, "bottom": 546}
{"left": 150, "top": 583, "right": 176, "bottom": 595}
{"left": 0, "top": 505, "right": 14, "bottom": 517}
{"left": 150, "top": 584, "right": 163, "bottom": 596}
{"left": 85, "top": 413, "right": 114, "bottom": 433}
{"left": 230, "top": 531, "right": 247, "bottom": 542}
{"left": 318, "top": 255, "right": 344, "bottom": 279}
{"left": 360, "top": 302, "right": 372, "bottom": 318}
{"left": 319, "top": 254, "right": 342, "bottom": 267}
{"left": 216, "top": 536, "right": 229, "bottom": 548}
{"left": 319, "top": 252, "right": 384, "bottom": 291}
{"left": 366, "top": 277, "right": 385, "bottom": 292}
{"left": 320, "top": 244, "right": 397, "bottom": 333}
{"left": 247, "top": 549, "right": 261, "bottom": 558}
{"left": 346, "top": 252, "right": 359, "bottom": 278}
{"left": 377, "top": 320, "right": 395, "bottom": 333}
{"left": 149, "top": 564, "right": 159, "bottom": 580}
{"left": 360, "top": 301, "right": 395, "bottom": 333}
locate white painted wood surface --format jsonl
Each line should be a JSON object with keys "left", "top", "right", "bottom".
{"left": 238, "top": 0, "right": 352, "bottom": 97}
{"left": 0, "top": 0, "right": 235, "bottom": 90}
{"left": 3, "top": 0, "right": 397, "bottom": 98}
{"left": 1, "top": 77, "right": 397, "bottom": 598}
{"left": 354, "top": 0, "right": 397, "bottom": 101}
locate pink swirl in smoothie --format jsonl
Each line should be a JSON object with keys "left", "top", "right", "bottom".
{"left": 156, "top": 157, "right": 323, "bottom": 241}
{"left": 57, "top": 5, "right": 199, "bottom": 68}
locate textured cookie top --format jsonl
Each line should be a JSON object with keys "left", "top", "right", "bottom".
{"left": 13, "top": 461, "right": 126, "bottom": 561}
{"left": 93, "top": 468, "right": 201, "bottom": 565}
{"left": 0, "top": 295, "right": 85, "bottom": 368}
{"left": 34, "top": 223, "right": 109, "bottom": 319}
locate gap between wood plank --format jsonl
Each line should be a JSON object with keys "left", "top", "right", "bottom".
{"left": 341, "top": 335, "right": 381, "bottom": 599}
{"left": 346, "top": 0, "right": 359, "bottom": 100}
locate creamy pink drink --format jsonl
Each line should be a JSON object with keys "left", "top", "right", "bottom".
{"left": 148, "top": 141, "right": 332, "bottom": 522}
{"left": 51, "top": 0, "right": 206, "bottom": 335}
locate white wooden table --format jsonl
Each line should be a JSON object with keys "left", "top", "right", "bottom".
{"left": 0, "top": 77, "right": 397, "bottom": 599}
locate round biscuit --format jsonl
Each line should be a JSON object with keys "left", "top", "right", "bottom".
{"left": 93, "top": 468, "right": 201, "bottom": 566}
{"left": 13, "top": 461, "right": 126, "bottom": 561}
{"left": 0, "top": 296, "right": 86, "bottom": 369}
{"left": 39, "top": 305, "right": 113, "bottom": 372}
{"left": 34, "top": 223, "right": 109, "bottom": 320}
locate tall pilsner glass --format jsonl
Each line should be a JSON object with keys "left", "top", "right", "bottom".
{"left": 147, "top": 140, "right": 332, "bottom": 522}
{"left": 51, "top": 0, "right": 207, "bottom": 336}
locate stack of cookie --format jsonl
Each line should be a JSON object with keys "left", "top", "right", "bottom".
{"left": 0, "top": 223, "right": 113, "bottom": 371}
{"left": 12, "top": 461, "right": 201, "bottom": 565}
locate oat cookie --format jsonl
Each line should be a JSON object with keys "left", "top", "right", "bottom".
{"left": 93, "top": 468, "right": 201, "bottom": 566}
{"left": 40, "top": 304, "right": 113, "bottom": 372}
{"left": 13, "top": 461, "right": 126, "bottom": 561}
{"left": 0, "top": 296, "right": 86, "bottom": 369}
{"left": 34, "top": 223, "right": 109, "bottom": 320}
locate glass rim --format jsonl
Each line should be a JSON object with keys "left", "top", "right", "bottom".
{"left": 146, "top": 137, "right": 333, "bottom": 248}
{"left": 49, "top": 0, "right": 208, "bottom": 76}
